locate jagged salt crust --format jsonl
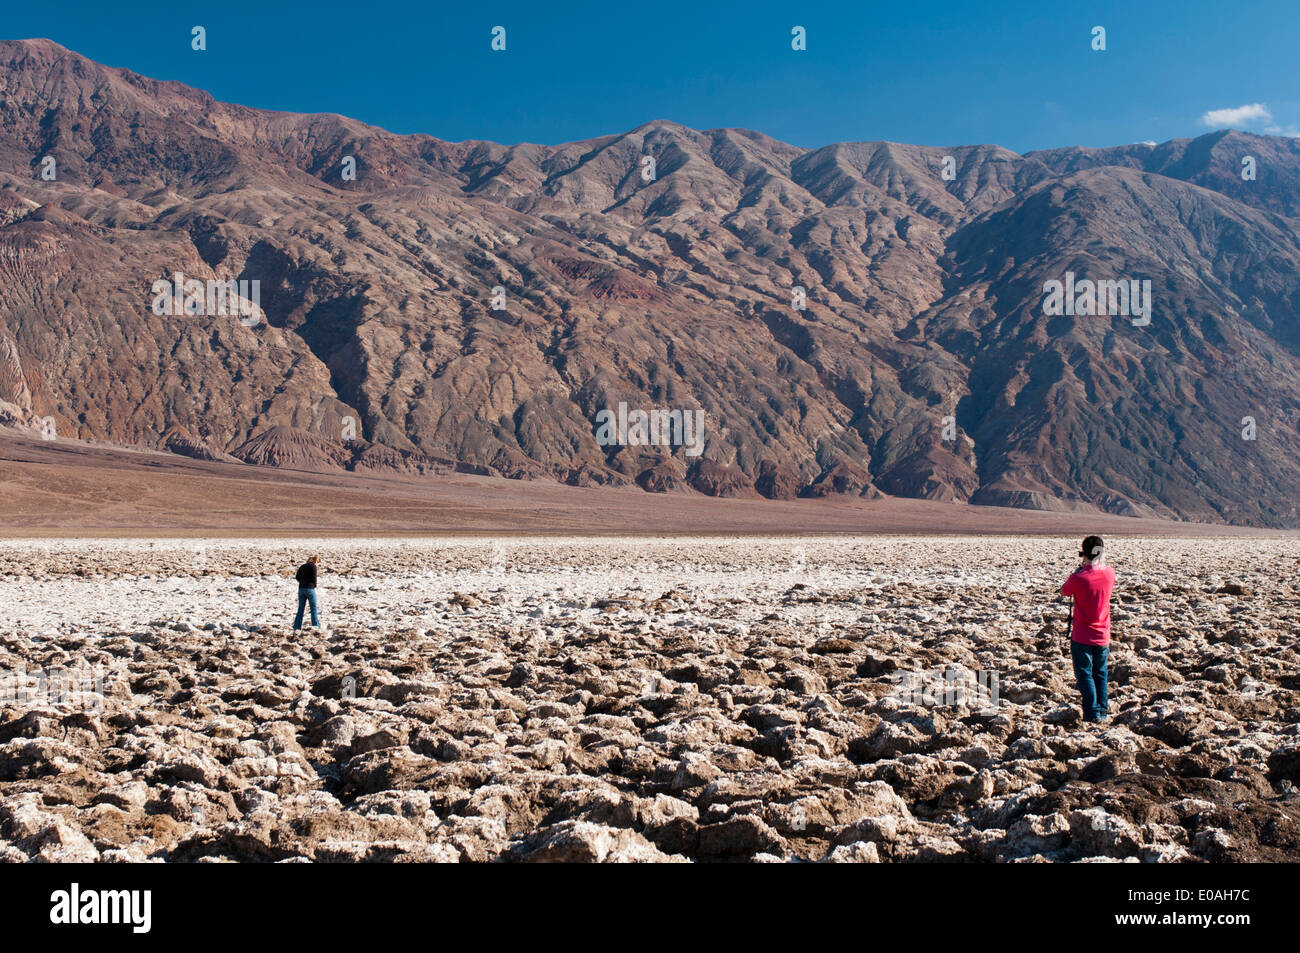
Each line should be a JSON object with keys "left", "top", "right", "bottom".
{"left": 0, "top": 535, "right": 1296, "bottom": 862}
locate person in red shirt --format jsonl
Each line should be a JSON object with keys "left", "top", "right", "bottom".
{"left": 1060, "top": 535, "right": 1116, "bottom": 722}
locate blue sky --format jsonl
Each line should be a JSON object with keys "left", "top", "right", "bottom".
{"left": 4, "top": 0, "right": 1296, "bottom": 152}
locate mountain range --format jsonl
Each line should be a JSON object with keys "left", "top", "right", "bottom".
{"left": 2, "top": 38, "right": 1299, "bottom": 525}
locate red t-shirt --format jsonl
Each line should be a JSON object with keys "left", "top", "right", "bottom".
{"left": 1061, "top": 565, "right": 1116, "bottom": 645}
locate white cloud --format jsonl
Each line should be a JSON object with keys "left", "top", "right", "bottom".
{"left": 1199, "top": 103, "right": 1272, "bottom": 127}
{"left": 1264, "top": 124, "right": 1300, "bottom": 138}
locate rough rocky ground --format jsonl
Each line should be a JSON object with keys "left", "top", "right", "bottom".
{"left": 1, "top": 536, "right": 1298, "bottom": 863}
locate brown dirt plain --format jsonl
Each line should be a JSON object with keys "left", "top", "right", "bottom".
{"left": 0, "top": 433, "right": 1282, "bottom": 537}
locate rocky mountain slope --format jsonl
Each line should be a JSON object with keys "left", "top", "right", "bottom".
{"left": 2, "top": 39, "right": 1299, "bottom": 524}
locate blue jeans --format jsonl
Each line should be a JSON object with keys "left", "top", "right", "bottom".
{"left": 294, "top": 588, "right": 319, "bottom": 629}
{"left": 1071, "top": 642, "right": 1109, "bottom": 721}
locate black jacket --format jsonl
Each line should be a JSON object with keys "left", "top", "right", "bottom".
{"left": 295, "top": 562, "right": 317, "bottom": 589}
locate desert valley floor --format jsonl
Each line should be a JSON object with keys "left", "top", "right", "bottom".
{"left": 2, "top": 535, "right": 1299, "bottom": 862}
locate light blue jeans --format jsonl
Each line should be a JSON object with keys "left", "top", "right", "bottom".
{"left": 294, "top": 588, "right": 319, "bottom": 629}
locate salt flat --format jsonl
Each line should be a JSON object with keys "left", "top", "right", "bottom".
{"left": 1, "top": 536, "right": 1297, "bottom": 862}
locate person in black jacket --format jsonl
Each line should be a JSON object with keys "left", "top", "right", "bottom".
{"left": 293, "top": 555, "right": 321, "bottom": 630}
